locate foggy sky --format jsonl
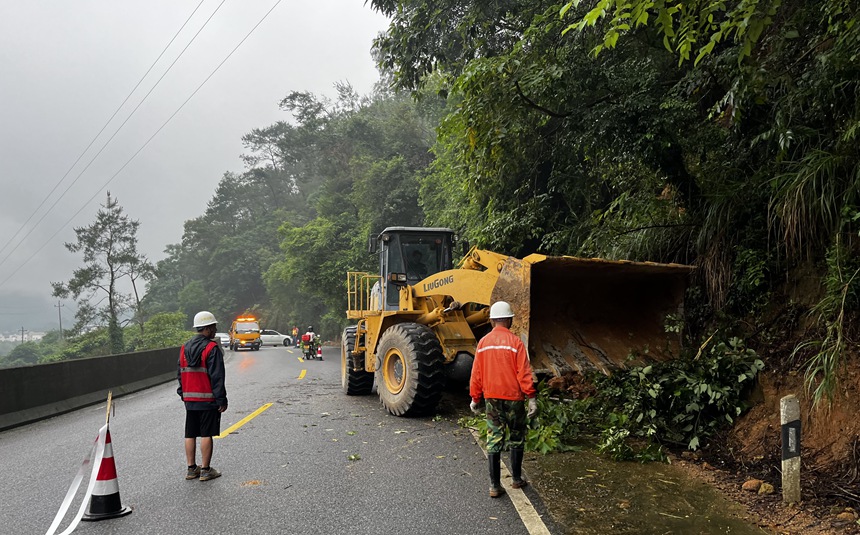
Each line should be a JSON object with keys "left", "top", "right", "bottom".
{"left": 0, "top": 1, "right": 390, "bottom": 332}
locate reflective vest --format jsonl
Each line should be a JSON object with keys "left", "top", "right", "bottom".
{"left": 179, "top": 341, "right": 218, "bottom": 402}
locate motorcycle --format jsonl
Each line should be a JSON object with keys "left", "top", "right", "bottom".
{"left": 301, "top": 334, "right": 322, "bottom": 360}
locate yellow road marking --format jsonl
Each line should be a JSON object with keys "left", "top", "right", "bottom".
{"left": 215, "top": 403, "right": 273, "bottom": 439}
{"left": 298, "top": 369, "right": 306, "bottom": 380}
{"left": 297, "top": 357, "right": 304, "bottom": 362}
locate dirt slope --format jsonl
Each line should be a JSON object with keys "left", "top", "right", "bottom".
{"left": 693, "top": 361, "right": 860, "bottom": 534}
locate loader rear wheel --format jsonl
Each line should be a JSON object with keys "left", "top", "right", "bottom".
{"left": 375, "top": 323, "right": 444, "bottom": 416}
{"left": 341, "top": 327, "right": 373, "bottom": 395}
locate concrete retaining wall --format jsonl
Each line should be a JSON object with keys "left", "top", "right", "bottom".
{"left": 0, "top": 347, "right": 179, "bottom": 431}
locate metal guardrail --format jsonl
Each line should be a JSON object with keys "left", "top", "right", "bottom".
{"left": 0, "top": 347, "right": 179, "bottom": 431}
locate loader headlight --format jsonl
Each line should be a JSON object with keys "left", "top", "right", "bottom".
{"left": 389, "top": 273, "right": 408, "bottom": 284}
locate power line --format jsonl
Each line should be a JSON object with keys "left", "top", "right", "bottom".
{"left": 0, "top": 0, "right": 208, "bottom": 267}
{"left": 0, "top": 0, "right": 285, "bottom": 292}
{"left": 0, "top": 0, "right": 229, "bottom": 272}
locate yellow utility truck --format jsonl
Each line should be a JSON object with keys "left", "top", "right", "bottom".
{"left": 229, "top": 315, "right": 262, "bottom": 351}
{"left": 343, "top": 226, "right": 693, "bottom": 416}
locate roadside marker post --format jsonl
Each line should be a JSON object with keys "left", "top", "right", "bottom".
{"left": 780, "top": 395, "right": 801, "bottom": 504}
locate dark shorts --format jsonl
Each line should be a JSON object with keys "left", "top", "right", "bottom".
{"left": 184, "top": 409, "right": 222, "bottom": 438}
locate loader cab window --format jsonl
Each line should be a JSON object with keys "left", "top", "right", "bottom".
{"left": 379, "top": 231, "right": 453, "bottom": 309}
{"left": 406, "top": 249, "right": 429, "bottom": 281}
{"left": 401, "top": 236, "right": 452, "bottom": 282}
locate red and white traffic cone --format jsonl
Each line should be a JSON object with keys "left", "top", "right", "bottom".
{"left": 82, "top": 429, "right": 132, "bottom": 521}
{"left": 317, "top": 346, "right": 323, "bottom": 361}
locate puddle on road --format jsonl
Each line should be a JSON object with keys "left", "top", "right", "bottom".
{"left": 527, "top": 449, "right": 767, "bottom": 535}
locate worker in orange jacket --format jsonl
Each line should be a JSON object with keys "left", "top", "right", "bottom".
{"left": 469, "top": 301, "right": 538, "bottom": 498}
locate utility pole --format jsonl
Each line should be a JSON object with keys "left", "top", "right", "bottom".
{"left": 55, "top": 300, "right": 65, "bottom": 340}
{"left": 20, "top": 326, "right": 26, "bottom": 344}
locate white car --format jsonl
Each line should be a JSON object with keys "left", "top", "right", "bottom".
{"left": 215, "top": 333, "right": 230, "bottom": 347}
{"left": 259, "top": 329, "right": 293, "bottom": 347}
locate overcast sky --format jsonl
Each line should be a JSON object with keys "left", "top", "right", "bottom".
{"left": 0, "top": 1, "right": 390, "bottom": 333}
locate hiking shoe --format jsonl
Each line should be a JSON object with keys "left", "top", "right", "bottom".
{"left": 199, "top": 467, "right": 221, "bottom": 481}
{"left": 489, "top": 484, "right": 506, "bottom": 498}
{"left": 511, "top": 478, "right": 528, "bottom": 489}
{"left": 185, "top": 465, "right": 201, "bottom": 480}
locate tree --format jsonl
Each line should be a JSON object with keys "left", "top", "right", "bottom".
{"left": 373, "top": 0, "right": 859, "bottom": 405}
{"left": 141, "top": 83, "right": 442, "bottom": 339}
{"left": 7, "top": 341, "right": 40, "bottom": 366}
{"left": 127, "top": 312, "right": 190, "bottom": 351}
{"left": 263, "top": 89, "right": 442, "bottom": 336}
{"left": 127, "top": 251, "right": 155, "bottom": 337}
{"left": 141, "top": 243, "right": 187, "bottom": 316}
{"left": 51, "top": 192, "right": 148, "bottom": 354}
{"left": 559, "top": 0, "right": 784, "bottom": 64}
{"left": 369, "top": 0, "right": 550, "bottom": 91}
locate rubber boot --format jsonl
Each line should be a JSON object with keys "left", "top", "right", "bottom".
{"left": 488, "top": 452, "right": 505, "bottom": 498}
{"left": 510, "top": 448, "right": 527, "bottom": 489}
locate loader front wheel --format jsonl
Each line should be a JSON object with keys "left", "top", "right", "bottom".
{"left": 341, "top": 327, "right": 373, "bottom": 395}
{"left": 375, "top": 323, "right": 444, "bottom": 416}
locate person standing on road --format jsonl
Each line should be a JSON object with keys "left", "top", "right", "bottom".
{"left": 469, "top": 301, "right": 538, "bottom": 498}
{"left": 178, "top": 311, "right": 228, "bottom": 482}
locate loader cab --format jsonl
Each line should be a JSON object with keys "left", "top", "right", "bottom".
{"left": 373, "top": 227, "right": 455, "bottom": 310}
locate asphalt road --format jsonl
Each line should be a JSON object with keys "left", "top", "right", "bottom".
{"left": 0, "top": 345, "right": 546, "bottom": 535}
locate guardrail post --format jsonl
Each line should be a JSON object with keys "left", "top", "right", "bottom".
{"left": 780, "top": 395, "right": 801, "bottom": 503}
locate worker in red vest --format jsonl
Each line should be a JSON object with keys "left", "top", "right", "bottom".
{"left": 178, "top": 311, "right": 228, "bottom": 482}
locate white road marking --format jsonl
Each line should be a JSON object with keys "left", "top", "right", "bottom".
{"left": 469, "top": 428, "right": 552, "bottom": 535}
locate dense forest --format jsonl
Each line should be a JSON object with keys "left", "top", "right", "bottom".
{"left": 140, "top": 0, "right": 858, "bottom": 407}
{"left": 5, "top": 0, "right": 858, "bottom": 495}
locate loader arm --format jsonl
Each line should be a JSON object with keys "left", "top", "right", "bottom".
{"left": 409, "top": 247, "right": 512, "bottom": 305}
{"left": 409, "top": 251, "right": 694, "bottom": 376}
{"left": 410, "top": 267, "right": 499, "bottom": 306}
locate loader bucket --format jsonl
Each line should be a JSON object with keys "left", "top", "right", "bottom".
{"left": 491, "top": 255, "right": 694, "bottom": 376}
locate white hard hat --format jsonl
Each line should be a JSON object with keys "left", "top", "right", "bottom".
{"left": 489, "top": 301, "right": 514, "bottom": 319}
{"left": 193, "top": 311, "right": 218, "bottom": 328}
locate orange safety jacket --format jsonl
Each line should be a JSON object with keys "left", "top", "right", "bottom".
{"left": 470, "top": 325, "right": 536, "bottom": 403}
{"left": 179, "top": 341, "right": 218, "bottom": 402}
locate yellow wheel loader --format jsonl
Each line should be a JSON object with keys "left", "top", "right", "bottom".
{"left": 343, "top": 226, "right": 694, "bottom": 416}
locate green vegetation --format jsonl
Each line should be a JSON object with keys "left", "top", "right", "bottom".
{"left": 143, "top": 87, "right": 444, "bottom": 339}
{"left": 0, "top": 312, "right": 192, "bottom": 368}
{"left": 0, "top": 341, "right": 17, "bottom": 358}
{"left": 16, "top": 2, "right": 858, "bottom": 441}
{"left": 459, "top": 382, "right": 594, "bottom": 455}
{"left": 460, "top": 336, "right": 763, "bottom": 459}
{"left": 51, "top": 192, "right": 153, "bottom": 354}
{"left": 560, "top": 0, "right": 784, "bottom": 64}
{"left": 593, "top": 337, "right": 763, "bottom": 458}
{"left": 369, "top": 0, "right": 858, "bottom": 406}
{"left": 791, "top": 238, "right": 860, "bottom": 406}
